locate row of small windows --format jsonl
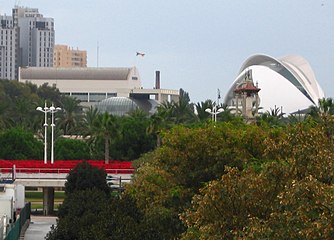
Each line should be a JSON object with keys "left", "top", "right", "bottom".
{"left": 0, "top": 62, "right": 13, "bottom": 67}
{"left": 0, "top": 30, "right": 15, "bottom": 34}
{"left": 31, "top": 21, "right": 54, "bottom": 29}
{"left": 0, "top": 41, "right": 14, "bottom": 47}
{"left": 39, "top": 31, "right": 54, "bottom": 37}
{"left": 63, "top": 92, "right": 117, "bottom": 102}
{"left": 1, "top": 19, "right": 14, "bottom": 28}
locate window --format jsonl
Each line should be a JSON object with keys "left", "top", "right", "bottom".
{"left": 107, "top": 93, "right": 117, "bottom": 98}
{"left": 72, "top": 92, "right": 88, "bottom": 102}
{"left": 89, "top": 93, "right": 107, "bottom": 102}
{"left": 36, "top": 21, "right": 46, "bottom": 29}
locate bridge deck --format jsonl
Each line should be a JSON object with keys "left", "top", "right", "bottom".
{"left": 0, "top": 160, "right": 134, "bottom": 187}
{"left": 0, "top": 160, "right": 134, "bottom": 174}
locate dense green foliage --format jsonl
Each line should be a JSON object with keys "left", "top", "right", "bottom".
{"left": 0, "top": 80, "right": 157, "bottom": 160}
{"left": 47, "top": 162, "right": 110, "bottom": 239}
{"left": 55, "top": 138, "right": 91, "bottom": 160}
{"left": 126, "top": 118, "right": 334, "bottom": 239}
{"left": 50, "top": 117, "right": 334, "bottom": 239}
{"left": 0, "top": 127, "right": 43, "bottom": 159}
{"left": 64, "top": 161, "right": 110, "bottom": 195}
{"left": 3, "top": 79, "right": 334, "bottom": 238}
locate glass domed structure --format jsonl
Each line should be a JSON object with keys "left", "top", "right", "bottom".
{"left": 95, "top": 97, "right": 159, "bottom": 116}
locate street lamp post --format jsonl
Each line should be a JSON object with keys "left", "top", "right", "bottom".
{"left": 205, "top": 105, "right": 224, "bottom": 123}
{"left": 36, "top": 102, "right": 61, "bottom": 164}
{"left": 36, "top": 102, "right": 50, "bottom": 164}
{"left": 50, "top": 104, "right": 61, "bottom": 164}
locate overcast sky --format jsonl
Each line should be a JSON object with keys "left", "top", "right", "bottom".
{"left": 0, "top": 0, "right": 333, "bottom": 104}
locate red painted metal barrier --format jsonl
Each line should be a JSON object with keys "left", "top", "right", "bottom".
{"left": 0, "top": 160, "right": 134, "bottom": 174}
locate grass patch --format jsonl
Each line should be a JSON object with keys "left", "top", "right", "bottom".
{"left": 26, "top": 191, "right": 65, "bottom": 211}
{"left": 25, "top": 191, "right": 65, "bottom": 199}
{"left": 30, "top": 203, "right": 62, "bottom": 210}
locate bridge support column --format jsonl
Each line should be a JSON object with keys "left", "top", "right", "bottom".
{"left": 43, "top": 187, "right": 54, "bottom": 215}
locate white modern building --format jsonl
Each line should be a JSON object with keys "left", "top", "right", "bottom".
{"left": 0, "top": 15, "right": 18, "bottom": 80}
{"left": 18, "top": 67, "right": 179, "bottom": 112}
{"left": 14, "top": 7, "right": 54, "bottom": 68}
{"left": 0, "top": 6, "right": 55, "bottom": 80}
{"left": 224, "top": 54, "right": 325, "bottom": 114}
{"left": 19, "top": 67, "right": 141, "bottom": 102}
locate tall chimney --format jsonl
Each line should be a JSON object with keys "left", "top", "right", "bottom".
{"left": 155, "top": 71, "right": 160, "bottom": 101}
{"left": 155, "top": 71, "right": 160, "bottom": 89}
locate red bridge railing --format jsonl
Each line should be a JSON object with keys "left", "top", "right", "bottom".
{"left": 0, "top": 160, "right": 134, "bottom": 175}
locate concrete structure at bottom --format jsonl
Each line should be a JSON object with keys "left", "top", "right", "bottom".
{"left": 15, "top": 177, "right": 66, "bottom": 216}
{"left": 23, "top": 215, "right": 57, "bottom": 240}
{"left": 14, "top": 173, "right": 132, "bottom": 216}
{"left": 0, "top": 181, "right": 25, "bottom": 236}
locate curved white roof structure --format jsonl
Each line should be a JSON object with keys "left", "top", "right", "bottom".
{"left": 224, "top": 54, "right": 325, "bottom": 114}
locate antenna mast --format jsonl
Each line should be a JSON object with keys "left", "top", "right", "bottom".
{"left": 97, "top": 41, "right": 99, "bottom": 67}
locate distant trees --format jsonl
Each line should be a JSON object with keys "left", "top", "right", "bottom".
{"left": 0, "top": 127, "right": 43, "bottom": 159}
{"left": 0, "top": 79, "right": 158, "bottom": 161}
{"left": 112, "top": 111, "right": 155, "bottom": 160}
{"left": 84, "top": 112, "right": 119, "bottom": 163}
{"left": 55, "top": 138, "right": 90, "bottom": 160}
{"left": 58, "top": 96, "right": 82, "bottom": 135}
{"left": 308, "top": 97, "right": 334, "bottom": 117}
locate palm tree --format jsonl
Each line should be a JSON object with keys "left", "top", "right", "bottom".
{"left": 216, "top": 104, "right": 235, "bottom": 122}
{"left": 173, "top": 89, "right": 196, "bottom": 124}
{"left": 58, "top": 96, "right": 82, "bottom": 135}
{"left": 257, "top": 105, "right": 286, "bottom": 126}
{"left": 308, "top": 98, "right": 334, "bottom": 118}
{"left": 147, "top": 112, "right": 165, "bottom": 147}
{"left": 87, "top": 112, "right": 118, "bottom": 164}
{"left": 157, "top": 101, "right": 176, "bottom": 122}
{"left": 195, "top": 100, "right": 213, "bottom": 122}
{"left": 156, "top": 89, "right": 195, "bottom": 125}
{"left": 82, "top": 106, "right": 99, "bottom": 133}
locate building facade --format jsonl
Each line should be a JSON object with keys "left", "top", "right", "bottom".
{"left": 0, "top": 15, "right": 17, "bottom": 80}
{"left": 0, "top": 6, "right": 54, "bottom": 80}
{"left": 53, "top": 44, "right": 87, "bottom": 67}
{"left": 18, "top": 67, "right": 180, "bottom": 114}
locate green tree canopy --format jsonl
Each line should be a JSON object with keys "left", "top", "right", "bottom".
{"left": 55, "top": 138, "right": 91, "bottom": 160}
{"left": 0, "top": 127, "right": 43, "bottom": 159}
{"left": 181, "top": 119, "right": 334, "bottom": 239}
{"left": 126, "top": 122, "right": 273, "bottom": 238}
{"left": 64, "top": 161, "right": 110, "bottom": 195}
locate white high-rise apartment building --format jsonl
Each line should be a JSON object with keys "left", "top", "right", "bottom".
{"left": 0, "top": 15, "right": 18, "bottom": 80}
{"left": 0, "top": 6, "right": 54, "bottom": 80}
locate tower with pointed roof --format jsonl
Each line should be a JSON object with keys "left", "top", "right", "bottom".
{"left": 233, "top": 69, "right": 261, "bottom": 121}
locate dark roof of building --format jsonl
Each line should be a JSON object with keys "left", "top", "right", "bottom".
{"left": 20, "top": 67, "right": 134, "bottom": 80}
